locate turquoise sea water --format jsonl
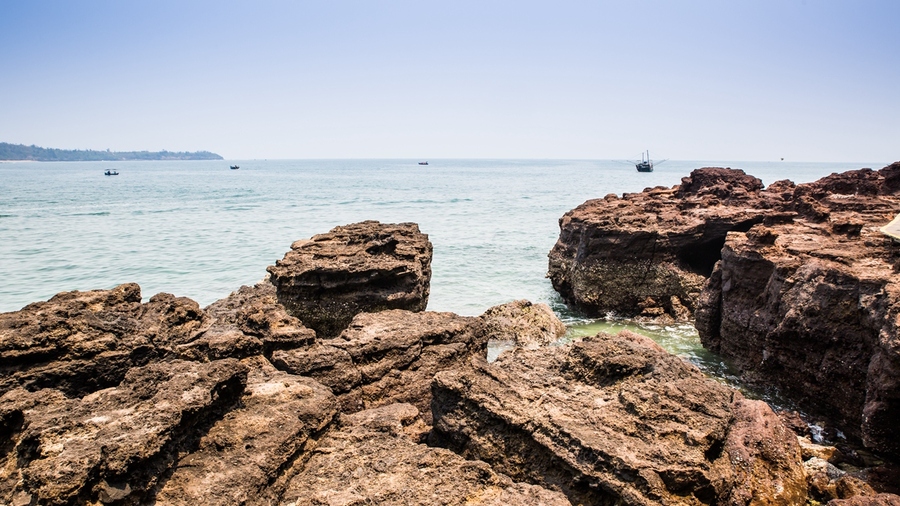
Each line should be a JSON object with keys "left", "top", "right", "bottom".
{"left": 0, "top": 158, "right": 886, "bottom": 380}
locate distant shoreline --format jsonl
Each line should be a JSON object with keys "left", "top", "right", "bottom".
{"left": 0, "top": 142, "right": 223, "bottom": 161}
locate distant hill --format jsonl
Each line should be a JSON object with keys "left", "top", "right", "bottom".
{"left": 0, "top": 142, "right": 223, "bottom": 161}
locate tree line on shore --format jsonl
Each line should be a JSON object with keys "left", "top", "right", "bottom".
{"left": 0, "top": 142, "right": 223, "bottom": 161}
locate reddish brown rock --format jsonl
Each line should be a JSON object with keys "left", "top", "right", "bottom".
{"left": 279, "top": 403, "right": 570, "bottom": 506}
{"left": 550, "top": 162, "right": 900, "bottom": 459}
{"left": 267, "top": 221, "right": 433, "bottom": 338}
{"left": 152, "top": 356, "right": 337, "bottom": 505}
{"left": 271, "top": 309, "right": 486, "bottom": 423}
{"left": 0, "top": 283, "right": 208, "bottom": 396}
{"left": 0, "top": 359, "right": 247, "bottom": 505}
{"left": 695, "top": 165, "right": 900, "bottom": 458}
{"left": 431, "top": 330, "right": 807, "bottom": 505}
{"left": 548, "top": 168, "right": 776, "bottom": 322}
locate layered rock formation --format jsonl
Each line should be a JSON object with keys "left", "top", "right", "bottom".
{"left": 549, "top": 163, "right": 900, "bottom": 461}
{"left": 431, "top": 330, "right": 808, "bottom": 505}
{"left": 267, "top": 221, "right": 432, "bottom": 338}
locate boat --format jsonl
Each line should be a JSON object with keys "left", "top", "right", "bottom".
{"left": 230, "top": 165, "right": 239, "bottom": 170}
{"left": 104, "top": 170, "right": 119, "bottom": 176}
{"left": 418, "top": 161, "right": 428, "bottom": 166}
{"left": 635, "top": 151, "right": 654, "bottom": 172}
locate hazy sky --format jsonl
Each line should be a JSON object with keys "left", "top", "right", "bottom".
{"left": 1, "top": 1, "right": 897, "bottom": 161}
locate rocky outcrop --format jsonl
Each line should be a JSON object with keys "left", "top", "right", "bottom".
{"left": 431, "top": 330, "right": 808, "bottom": 505}
{"left": 548, "top": 168, "right": 777, "bottom": 322}
{"left": 271, "top": 309, "right": 486, "bottom": 423}
{"left": 550, "top": 163, "right": 900, "bottom": 460}
{"left": 0, "top": 359, "right": 248, "bottom": 505}
{"left": 279, "top": 403, "right": 570, "bottom": 506}
{"left": 0, "top": 283, "right": 207, "bottom": 397}
{"left": 694, "top": 164, "right": 900, "bottom": 458}
{"left": 267, "top": 221, "right": 433, "bottom": 338}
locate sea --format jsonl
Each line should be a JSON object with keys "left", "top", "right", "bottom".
{"left": 0, "top": 158, "right": 887, "bottom": 395}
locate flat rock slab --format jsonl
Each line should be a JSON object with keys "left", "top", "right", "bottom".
{"left": 267, "top": 221, "right": 432, "bottom": 338}
{"left": 0, "top": 283, "right": 208, "bottom": 397}
{"left": 0, "top": 359, "right": 247, "bottom": 506}
{"left": 431, "top": 330, "right": 807, "bottom": 506}
{"left": 279, "top": 403, "right": 570, "bottom": 506}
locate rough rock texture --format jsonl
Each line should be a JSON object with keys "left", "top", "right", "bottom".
{"left": 0, "top": 359, "right": 248, "bottom": 505}
{"left": 178, "top": 281, "right": 318, "bottom": 361}
{"left": 431, "top": 330, "right": 807, "bottom": 506}
{"left": 548, "top": 168, "right": 773, "bottom": 321}
{"left": 550, "top": 163, "right": 900, "bottom": 459}
{"left": 0, "top": 283, "right": 208, "bottom": 397}
{"left": 153, "top": 356, "right": 337, "bottom": 505}
{"left": 694, "top": 164, "right": 900, "bottom": 458}
{"left": 271, "top": 309, "right": 486, "bottom": 423}
{"left": 267, "top": 221, "right": 433, "bottom": 338}
{"left": 479, "top": 299, "right": 566, "bottom": 348}
{"left": 279, "top": 403, "right": 570, "bottom": 506}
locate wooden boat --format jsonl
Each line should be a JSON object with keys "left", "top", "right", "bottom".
{"left": 635, "top": 151, "right": 653, "bottom": 172}
{"left": 418, "top": 161, "right": 428, "bottom": 166}
{"left": 230, "top": 165, "right": 240, "bottom": 170}
{"left": 104, "top": 170, "right": 119, "bottom": 176}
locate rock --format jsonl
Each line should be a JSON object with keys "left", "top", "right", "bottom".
{"left": 152, "top": 356, "right": 337, "bottom": 505}
{"left": 550, "top": 162, "right": 900, "bottom": 458}
{"left": 267, "top": 221, "right": 432, "bottom": 338}
{"left": 479, "top": 299, "right": 566, "bottom": 348}
{"left": 0, "top": 283, "right": 208, "bottom": 397}
{"left": 548, "top": 168, "right": 775, "bottom": 322}
{"left": 178, "top": 281, "right": 317, "bottom": 361}
{"left": 828, "top": 494, "right": 900, "bottom": 506}
{"left": 0, "top": 359, "right": 247, "bottom": 505}
{"left": 271, "top": 309, "right": 485, "bottom": 423}
{"left": 431, "top": 330, "right": 807, "bottom": 505}
{"left": 279, "top": 403, "right": 570, "bottom": 506}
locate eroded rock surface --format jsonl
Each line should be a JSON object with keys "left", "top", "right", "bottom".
{"left": 0, "top": 283, "right": 207, "bottom": 397}
{"left": 0, "top": 359, "right": 247, "bottom": 505}
{"left": 279, "top": 403, "right": 570, "bottom": 506}
{"left": 271, "top": 309, "right": 486, "bottom": 423}
{"left": 550, "top": 163, "right": 900, "bottom": 459}
{"left": 431, "top": 330, "right": 807, "bottom": 506}
{"left": 479, "top": 299, "right": 566, "bottom": 348}
{"left": 267, "top": 221, "right": 433, "bottom": 338}
{"left": 694, "top": 164, "right": 900, "bottom": 458}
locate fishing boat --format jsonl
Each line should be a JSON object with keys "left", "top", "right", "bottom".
{"left": 418, "top": 161, "right": 428, "bottom": 166}
{"left": 230, "top": 165, "right": 239, "bottom": 170}
{"left": 104, "top": 170, "right": 119, "bottom": 176}
{"left": 635, "top": 151, "right": 654, "bottom": 172}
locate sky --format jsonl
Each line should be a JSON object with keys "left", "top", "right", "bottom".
{"left": 1, "top": 1, "right": 898, "bottom": 162}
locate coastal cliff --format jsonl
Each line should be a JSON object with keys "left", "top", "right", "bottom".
{"left": 549, "top": 163, "right": 900, "bottom": 464}
{"left": 1, "top": 219, "right": 896, "bottom": 504}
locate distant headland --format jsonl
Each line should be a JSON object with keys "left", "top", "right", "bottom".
{"left": 0, "top": 142, "right": 223, "bottom": 161}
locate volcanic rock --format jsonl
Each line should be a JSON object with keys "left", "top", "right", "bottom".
{"left": 0, "top": 359, "right": 247, "bottom": 505}
{"left": 267, "top": 221, "right": 432, "bottom": 338}
{"left": 279, "top": 403, "right": 570, "bottom": 506}
{"left": 0, "top": 283, "right": 208, "bottom": 397}
{"left": 431, "top": 330, "right": 807, "bottom": 505}
{"left": 271, "top": 309, "right": 485, "bottom": 423}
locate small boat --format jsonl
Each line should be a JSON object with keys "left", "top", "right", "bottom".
{"left": 418, "top": 161, "right": 428, "bottom": 166}
{"left": 230, "top": 165, "right": 239, "bottom": 170}
{"left": 104, "top": 170, "right": 119, "bottom": 176}
{"left": 635, "top": 151, "right": 653, "bottom": 172}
